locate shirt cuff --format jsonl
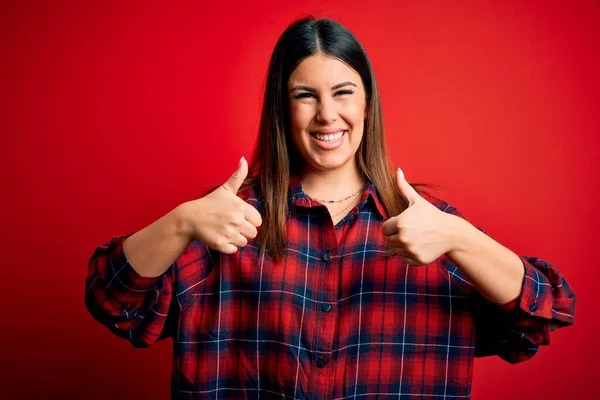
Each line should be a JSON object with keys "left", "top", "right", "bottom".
{"left": 496, "top": 256, "right": 552, "bottom": 318}
{"left": 497, "top": 295, "right": 520, "bottom": 312}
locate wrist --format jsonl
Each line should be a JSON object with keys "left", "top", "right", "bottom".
{"left": 444, "top": 213, "right": 471, "bottom": 255}
{"left": 172, "top": 202, "right": 193, "bottom": 239}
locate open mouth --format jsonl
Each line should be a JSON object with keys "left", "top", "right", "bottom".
{"left": 309, "top": 130, "right": 347, "bottom": 143}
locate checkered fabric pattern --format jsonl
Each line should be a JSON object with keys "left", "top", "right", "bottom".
{"left": 85, "top": 176, "right": 575, "bottom": 399}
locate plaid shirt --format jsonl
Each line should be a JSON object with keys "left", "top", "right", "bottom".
{"left": 85, "top": 176, "right": 576, "bottom": 399}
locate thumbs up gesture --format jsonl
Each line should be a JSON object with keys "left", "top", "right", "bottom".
{"left": 181, "top": 157, "right": 263, "bottom": 254}
{"left": 381, "top": 168, "right": 455, "bottom": 265}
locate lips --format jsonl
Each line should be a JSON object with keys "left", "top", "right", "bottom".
{"left": 309, "top": 129, "right": 347, "bottom": 150}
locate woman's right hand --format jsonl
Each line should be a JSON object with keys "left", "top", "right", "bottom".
{"left": 179, "top": 157, "right": 263, "bottom": 254}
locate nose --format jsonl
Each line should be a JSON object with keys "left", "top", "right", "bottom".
{"left": 316, "top": 95, "right": 337, "bottom": 124}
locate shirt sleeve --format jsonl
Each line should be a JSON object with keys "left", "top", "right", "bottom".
{"left": 426, "top": 194, "right": 576, "bottom": 364}
{"left": 470, "top": 255, "right": 575, "bottom": 363}
{"left": 84, "top": 234, "right": 212, "bottom": 348}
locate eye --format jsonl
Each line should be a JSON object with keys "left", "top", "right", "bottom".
{"left": 293, "top": 92, "right": 315, "bottom": 99}
{"left": 334, "top": 90, "right": 355, "bottom": 96}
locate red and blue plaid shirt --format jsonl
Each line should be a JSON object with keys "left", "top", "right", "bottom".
{"left": 85, "top": 177, "right": 576, "bottom": 399}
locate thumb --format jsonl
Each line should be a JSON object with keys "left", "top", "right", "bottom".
{"left": 396, "top": 167, "right": 420, "bottom": 206}
{"left": 222, "top": 156, "right": 248, "bottom": 194}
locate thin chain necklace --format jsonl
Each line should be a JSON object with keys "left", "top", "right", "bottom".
{"left": 306, "top": 186, "right": 365, "bottom": 204}
{"left": 332, "top": 192, "right": 362, "bottom": 217}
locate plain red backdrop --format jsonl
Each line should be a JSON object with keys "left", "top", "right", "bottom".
{"left": 1, "top": 0, "right": 598, "bottom": 398}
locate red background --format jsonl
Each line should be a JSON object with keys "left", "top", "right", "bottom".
{"left": 1, "top": 0, "right": 598, "bottom": 398}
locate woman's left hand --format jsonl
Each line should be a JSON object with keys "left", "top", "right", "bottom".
{"left": 381, "top": 168, "right": 457, "bottom": 266}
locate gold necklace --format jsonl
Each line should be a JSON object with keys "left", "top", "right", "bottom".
{"left": 306, "top": 186, "right": 365, "bottom": 204}
{"left": 332, "top": 192, "right": 362, "bottom": 217}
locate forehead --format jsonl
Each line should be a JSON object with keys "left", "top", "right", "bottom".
{"left": 288, "top": 54, "right": 362, "bottom": 88}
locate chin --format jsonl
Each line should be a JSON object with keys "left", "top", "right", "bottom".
{"left": 307, "top": 155, "right": 352, "bottom": 172}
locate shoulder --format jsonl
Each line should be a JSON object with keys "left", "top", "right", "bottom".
{"left": 418, "top": 189, "right": 465, "bottom": 219}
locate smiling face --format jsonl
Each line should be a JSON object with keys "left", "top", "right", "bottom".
{"left": 287, "top": 53, "right": 368, "bottom": 174}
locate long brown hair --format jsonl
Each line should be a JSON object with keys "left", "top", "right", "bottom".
{"left": 239, "top": 16, "right": 436, "bottom": 262}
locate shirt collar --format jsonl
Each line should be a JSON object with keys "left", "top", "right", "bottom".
{"left": 288, "top": 174, "right": 388, "bottom": 219}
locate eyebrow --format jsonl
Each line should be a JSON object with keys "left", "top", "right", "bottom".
{"left": 290, "top": 81, "right": 357, "bottom": 92}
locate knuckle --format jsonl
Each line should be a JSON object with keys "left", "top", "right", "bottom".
{"left": 232, "top": 214, "right": 245, "bottom": 226}
{"left": 222, "top": 226, "right": 232, "bottom": 238}
{"left": 225, "top": 225, "right": 238, "bottom": 237}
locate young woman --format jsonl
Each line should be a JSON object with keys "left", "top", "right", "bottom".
{"left": 85, "top": 16, "right": 575, "bottom": 399}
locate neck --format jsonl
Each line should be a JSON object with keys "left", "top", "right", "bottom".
{"left": 300, "top": 161, "right": 366, "bottom": 200}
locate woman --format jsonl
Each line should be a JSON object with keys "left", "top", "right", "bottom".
{"left": 85, "top": 16, "right": 575, "bottom": 399}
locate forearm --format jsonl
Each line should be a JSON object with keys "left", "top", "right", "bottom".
{"left": 445, "top": 214, "right": 525, "bottom": 305}
{"left": 123, "top": 203, "right": 192, "bottom": 278}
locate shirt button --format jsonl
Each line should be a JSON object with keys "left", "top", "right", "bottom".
{"left": 321, "top": 303, "right": 332, "bottom": 312}
{"left": 322, "top": 252, "right": 331, "bottom": 262}
{"left": 316, "top": 356, "right": 327, "bottom": 368}
{"left": 529, "top": 303, "right": 538, "bottom": 312}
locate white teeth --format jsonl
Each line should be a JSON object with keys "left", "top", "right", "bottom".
{"left": 314, "top": 131, "right": 345, "bottom": 142}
